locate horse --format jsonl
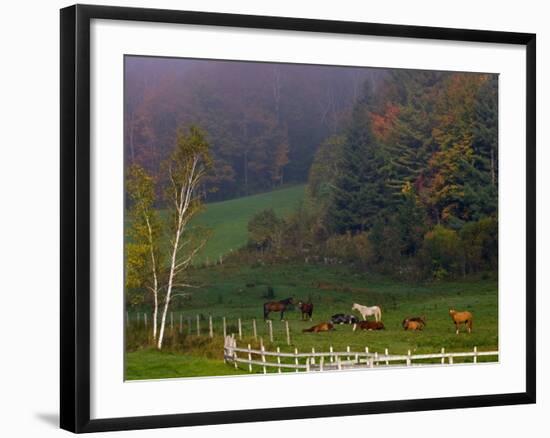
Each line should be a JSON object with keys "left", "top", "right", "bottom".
{"left": 402, "top": 315, "right": 426, "bottom": 330}
{"left": 403, "top": 320, "right": 424, "bottom": 331}
{"left": 330, "top": 314, "right": 359, "bottom": 325}
{"left": 352, "top": 303, "right": 382, "bottom": 322}
{"left": 353, "top": 320, "right": 385, "bottom": 331}
{"left": 302, "top": 322, "right": 334, "bottom": 333}
{"left": 263, "top": 297, "right": 293, "bottom": 320}
{"left": 449, "top": 309, "right": 473, "bottom": 334}
{"left": 296, "top": 300, "right": 314, "bottom": 321}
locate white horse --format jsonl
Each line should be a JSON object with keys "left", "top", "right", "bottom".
{"left": 352, "top": 303, "right": 382, "bottom": 322}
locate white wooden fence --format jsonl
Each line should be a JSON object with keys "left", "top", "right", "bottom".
{"left": 223, "top": 336, "right": 498, "bottom": 374}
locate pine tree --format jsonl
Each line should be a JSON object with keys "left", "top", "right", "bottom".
{"left": 327, "top": 80, "right": 389, "bottom": 233}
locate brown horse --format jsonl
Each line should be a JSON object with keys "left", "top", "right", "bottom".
{"left": 302, "top": 322, "right": 334, "bottom": 333}
{"left": 449, "top": 309, "right": 473, "bottom": 334}
{"left": 402, "top": 315, "right": 426, "bottom": 331}
{"left": 263, "top": 297, "right": 293, "bottom": 320}
{"left": 297, "top": 300, "right": 314, "bottom": 321}
{"left": 353, "top": 321, "right": 385, "bottom": 331}
{"left": 403, "top": 320, "right": 424, "bottom": 331}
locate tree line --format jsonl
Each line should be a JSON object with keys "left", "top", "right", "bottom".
{"left": 245, "top": 70, "right": 498, "bottom": 279}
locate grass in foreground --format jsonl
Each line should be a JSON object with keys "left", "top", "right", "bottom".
{"left": 126, "top": 263, "right": 498, "bottom": 380}
{"left": 125, "top": 349, "right": 244, "bottom": 380}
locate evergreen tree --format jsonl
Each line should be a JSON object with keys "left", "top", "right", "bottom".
{"left": 327, "top": 80, "right": 389, "bottom": 233}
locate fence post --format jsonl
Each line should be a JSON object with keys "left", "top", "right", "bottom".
{"left": 247, "top": 344, "right": 253, "bottom": 372}
{"left": 449, "top": 354, "right": 454, "bottom": 365}
{"left": 268, "top": 320, "right": 273, "bottom": 343}
{"left": 337, "top": 357, "right": 342, "bottom": 371}
{"left": 306, "top": 358, "right": 310, "bottom": 372}
{"left": 223, "top": 317, "right": 227, "bottom": 338}
{"left": 276, "top": 346, "right": 282, "bottom": 373}
{"left": 441, "top": 348, "right": 445, "bottom": 364}
{"left": 374, "top": 352, "right": 378, "bottom": 366}
{"left": 406, "top": 349, "right": 411, "bottom": 367}
{"left": 196, "top": 315, "right": 200, "bottom": 336}
{"left": 473, "top": 346, "right": 478, "bottom": 364}
{"left": 294, "top": 348, "right": 299, "bottom": 373}
{"left": 209, "top": 315, "right": 213, "bottom": 338}
{"left": 355, "top": 353, "right": 359, "bottom": 364}
{"left": 233, "top": 351, "right": 238, "bottom": 370}
{"left": 346, "top": 345, "right": 351, "bottom": 361}
{"left": 311, "top": 347, "right": 316, "bottom": 365}
{"left": 320, "top": 356, "right": 324, "bottom": 372}
{"left": 252, "top": 319, "right": 257, "bottom": 340}
{"left": 238, "top": 318, "right": 242, "bottom": 340}
{"left": 329, "top": 345, "right": 334, "bottom": 363}
{"left": 261, "top": 344, "right": 267, "bottom": 374}
{"left": 384, "top": 348, "right": 389, "bottom": 365}
{"left": 285, "top": 320, "right": 291, "bottom": 345}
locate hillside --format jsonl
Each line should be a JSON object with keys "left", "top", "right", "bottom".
{"left": 191, "top": 185, "right": 305, "bottom": 263}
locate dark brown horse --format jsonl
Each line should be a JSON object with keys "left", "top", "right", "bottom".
{"left": 297, "top": 300, "right": 314, "bottom": 321}
{"left": 353, "top": 320, "right": 385, "bottom": 331}
{"left": 263, "top": 297, "right": 293, "bottom": 320}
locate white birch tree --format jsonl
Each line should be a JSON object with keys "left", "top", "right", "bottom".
{"left": 156, "top": 126, "right": 212, "bottom": 349}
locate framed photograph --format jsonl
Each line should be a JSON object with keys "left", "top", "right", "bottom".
{"left": 60, "top": 4, "right": 536, "bottom": 433}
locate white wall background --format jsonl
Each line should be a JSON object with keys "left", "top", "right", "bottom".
{"left": 0, "top": 0, "right": 546, "bottom": 436}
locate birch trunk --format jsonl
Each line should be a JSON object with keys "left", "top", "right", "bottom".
{"left": 157, "top": 154, "right": 204, "bottom": 350}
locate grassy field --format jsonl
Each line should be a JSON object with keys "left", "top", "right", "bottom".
{"left": 126, "top": 263, "right": 498, "bottom": 380}
{"left": 189, "top": 185, "right": 305, "bottom": 263}
{"left": 126, "top": 185, "right": 497, "bottom": 380}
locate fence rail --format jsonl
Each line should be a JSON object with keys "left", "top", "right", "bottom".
{"left": 223, "top": 336, "right": 498, "bottom": 373}
{"left": 126, "top": 312, "right": 295, "bottom": 344}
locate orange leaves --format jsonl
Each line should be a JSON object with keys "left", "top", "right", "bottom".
{"left": 370, "top": 103, "right": 400, "bottom": 142}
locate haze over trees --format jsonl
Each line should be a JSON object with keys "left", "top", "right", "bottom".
{"left": 125, "top": 57, "right": 381, "bottom": 200}
{"left": 125, "top": 57, "right": 498, "bottom": 330}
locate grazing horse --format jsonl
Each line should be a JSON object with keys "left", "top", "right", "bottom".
{"left": 330, "top": 314, "right": 359, "bottom": 325}
{"left": 302, "top": 322, "right": 334, "bottom": 333}
{"left": 449, "top": 309, "right": 473, "bottom": 334}
{"left": 297, "top": 300, "right": 314, "bottom": 321}
{"left": 263, "top": 297, "right": 293, "bottom": 320}
{"left": 402, "top": 316, "right": 426, "bottom": 331}
{"left": 353, "top": 320, "right": 385, "bottom": 331}
{"left": 352, "top": 303, "right": 382, "bottom": 322}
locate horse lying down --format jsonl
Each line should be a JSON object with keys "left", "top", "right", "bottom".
{"left": 302, "top": 322, "right": 334, "bottom": 333}
{"left": 402, "top": 316, "right": 426, "bottom": 331}
{"left": 330, "top": 314, "right": 359, "bottom": 325}
{"left": 353, "top": 320, "right": 385, "bottom": 331}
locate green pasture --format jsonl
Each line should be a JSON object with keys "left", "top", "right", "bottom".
{"left": 125, "top": 263, "right": 498, "bottom": 380}
{"left": 189, "top": 184, "right": 305, "bottom": 263}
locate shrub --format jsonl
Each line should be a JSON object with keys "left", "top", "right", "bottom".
{"left": 421, "top": 225, "right": 463, "bottom": 279}
{"left": 460, "top": 216, "right": 498, "bottom": 273}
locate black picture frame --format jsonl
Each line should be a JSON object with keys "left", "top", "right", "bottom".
{"left": 60, "top": 4, "right": 536, "bottom": 433}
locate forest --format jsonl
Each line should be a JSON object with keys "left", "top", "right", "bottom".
{"left": 125, "top": 57, "right": 498, "bottom": 283}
